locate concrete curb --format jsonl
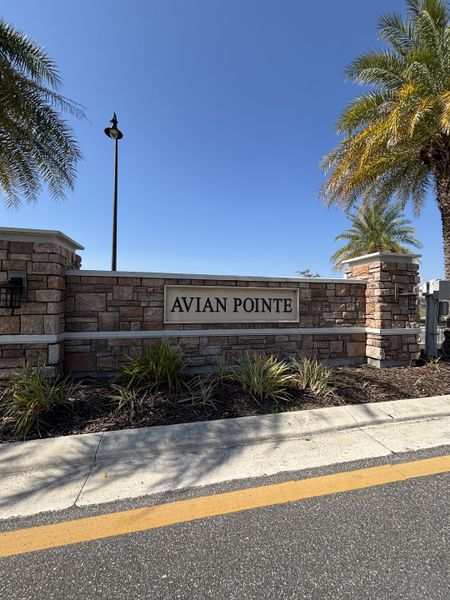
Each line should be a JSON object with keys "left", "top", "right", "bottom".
{"left": 1, "top": 395, "right": 450, "bottom": 475}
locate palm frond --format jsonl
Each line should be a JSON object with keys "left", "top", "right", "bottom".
{"left": 322, "top": 0, "right": 449, "bottom": 216}
{"left": 378, "top": 12, "right": 416, "bottom": 55}
{"left": 331, "top": 201, "right": 421, "bottom": 270}
{"left": 0, "top": 19, "right": 85, "bottom": 206}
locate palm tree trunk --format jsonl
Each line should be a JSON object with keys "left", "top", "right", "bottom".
{"left": 435, "top": 170, "right": 450, "bottom": 279}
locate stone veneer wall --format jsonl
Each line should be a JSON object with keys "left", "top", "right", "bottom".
{"left": 64, "top": 277, "right": 367, "bottom": 331}
{"left": 65, "top": 332, "right": 367, "bottom": 373}
{"left": 0, "top": 228, "right": 422, "bottom": 378}
{"left": 63, "top": 275, "right": 367, "bottom": 373}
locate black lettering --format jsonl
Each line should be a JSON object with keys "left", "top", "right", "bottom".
{"left": 202, "top": 298, "right": 214, "bottom": 312}
{"left": 171, "top": 297, "right": 184, "bottom": 312}
{"left": 273, "top": 298, "right": 282, "bottom": 312}
{"left": 243, "top": 298, "right": 255, "bottom": 312}
{"left": 284, "top": 299, "right": 293, "bottom": 313}
{"left": 261, "top": 298, "right": 272, "bottom": 313}
{"left": 234, "top": 298, "right": 242, "bottom": 312}
{"left": 216, "top": 297, "right": 227, "bottom": 312}
{"left": 181, "top": 297, "right": 194, "bottom": 312}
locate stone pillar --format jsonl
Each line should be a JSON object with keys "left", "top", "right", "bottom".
{"left": 0, "top": 228, "right": 83, "bottom": 378}
{"left": 345, "top": 252, "right": 421, "bottom": 367}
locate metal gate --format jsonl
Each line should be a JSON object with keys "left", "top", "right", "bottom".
{"left": 421, "top": 280, "right": 450, "bottom": 358}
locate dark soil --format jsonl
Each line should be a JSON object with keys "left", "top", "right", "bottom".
{"left": 1, "top": 362, "right": 450, "bottom": 443}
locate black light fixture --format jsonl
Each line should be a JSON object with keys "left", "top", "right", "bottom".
{"left": 0, "top": 277, "right": 24, "bottom": 309}
{"left": 104, "top": 113, "right": 123, "bottom": 271}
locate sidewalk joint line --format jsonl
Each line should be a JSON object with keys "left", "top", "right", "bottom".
{"left": 343, "top": 406, "right": 394, "bottom": 454}
{"left": 359, "top": 426, "right": 394, "bottom": 454}
{"left": 73, "top": 432, "right": 104, "bottom": 507}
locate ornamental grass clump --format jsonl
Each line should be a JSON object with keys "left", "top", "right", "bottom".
{"left": 109, "top": 384, "right": 147, "bottom": 423}
{"left": 231, "top": 353, "right": 293, "bottom": 403}
{"left": 184, "top": 375, "right": 219, "bottom": 409}
{"left": 118, "top": 341, "right": 186, "bottom": 393}
{"left": 290, "top": 355, "right": 335, "bottom": 397}
{"left": 0, "top": 363, "right": 78, "bottom": 438}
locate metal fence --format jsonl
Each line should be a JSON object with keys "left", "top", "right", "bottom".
{"left": 419, "top": 326, "right": 445, "bottom": 349}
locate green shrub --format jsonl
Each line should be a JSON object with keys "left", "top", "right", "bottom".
{"left": 231, "top": 353, "right": 293, "bottom": 402}
{"left": 216, "top": 359, "right": 232, "bottom": 382}
{"left": 184, "top": 375, "right": 219, "bottom": 409}
{"left": 290, "top": 356, "right": 335, "bottom": 397}
{"left": 1, "top": 363, "right": 78, "bottom": 437}
{"left": 109, "top": 384, "right": 145, "bottom": 420}
{"left": 118, "top": 341, "right": 186, "bottom": 392}
{"left": 110, "top": 383, "right": 143, "bottom": 411}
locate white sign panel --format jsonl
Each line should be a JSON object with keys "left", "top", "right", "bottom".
{"left": 164, "top": 285, "right": 299, "bottom": 324}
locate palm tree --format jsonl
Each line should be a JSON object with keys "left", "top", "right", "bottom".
{"left": 321, "top": 0, "right": 450, "bottom": 277}
{"left": 0, "top": 19, "right": 84, "bottom": 207}
{"left": 331, "top": 201, "right": 422, "bottom": 270}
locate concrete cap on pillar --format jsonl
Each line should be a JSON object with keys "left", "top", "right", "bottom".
{"left": 344, "top": 251, "right": 421, "bottom": 267}
{"left": 0, "top": 227, "right": 84, "bottom": 252}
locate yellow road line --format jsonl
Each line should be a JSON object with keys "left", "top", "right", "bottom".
{"left": 1, "top": 454, "right": 449, "bottom": 558}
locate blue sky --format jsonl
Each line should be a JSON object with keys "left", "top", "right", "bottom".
{"left": 0, "top": 0, "right": 444, "bottom": 279}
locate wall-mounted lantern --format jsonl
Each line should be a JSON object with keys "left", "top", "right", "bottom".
{"left": 0, "top": 277, "right": 24, "bottom": 309}
{"left": 394, "top": 284, "right": 418, "bottom": 312}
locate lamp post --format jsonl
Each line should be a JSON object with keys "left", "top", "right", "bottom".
{"left": 104, "top": 113, "right": 123, "bottom": 271}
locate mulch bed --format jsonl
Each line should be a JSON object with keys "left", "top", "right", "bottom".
{"left": 1, "top": 362, "right": 450, "bottom": 443}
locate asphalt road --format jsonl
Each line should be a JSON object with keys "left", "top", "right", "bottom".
{"left": 1, "top": 446, "right": 449, "bottom": 600}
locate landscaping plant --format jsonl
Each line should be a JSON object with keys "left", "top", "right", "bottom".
{"left": 109, "top": 384, "right": 146, "bottom": 421}
{"left": 290, "top": 355, "right": 335, "bottom": 397}
{"left": 184, "top": 375, "right": 219, "bottom": 409}
{"left": 118, "top": 341, "right": 186, "bottom": 392}
{"left": 231, "top": 353, "right": 293, "bottom": 403}
{"left": 216, "top": 359, "right": 233, "bottom": 382}
{"left": 0, "top": 363, "right": 78, "bottom": 437}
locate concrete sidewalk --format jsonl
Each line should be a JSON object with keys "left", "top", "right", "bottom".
{"left": 1, "top": 395, "right": 450, "bottom": 519}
